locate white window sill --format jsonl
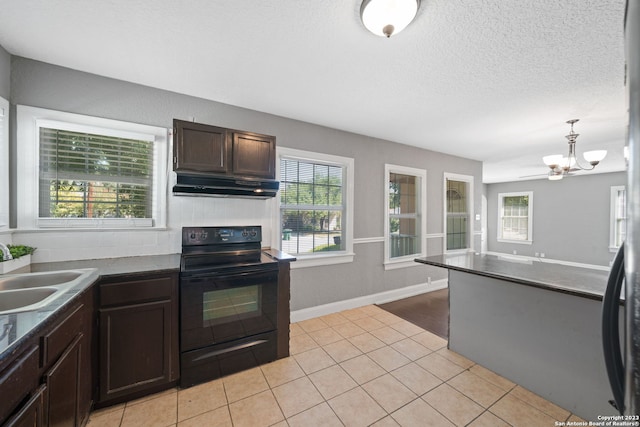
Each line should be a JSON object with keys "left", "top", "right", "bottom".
{"left": 497, "top": 238, "right": 533, "bottom": 245}
{"left": 290, "top": 252, "right": 355, "bottom": 269}
{"left": 609, "top": 246, "right": 622, "bottom": 253}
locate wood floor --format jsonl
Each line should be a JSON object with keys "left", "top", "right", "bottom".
{"left": 377, "top": 288, "right": 449, "bottom": 339}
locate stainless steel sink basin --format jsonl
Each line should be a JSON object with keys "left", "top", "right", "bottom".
{"left": 0, "top": 268, "right": 98, "bottom": 315}
{"left": 0, "top": 271, "right": 83, "bottom": 291}
{"left": 0, "top": 287, "right": 58, "bottom": 312}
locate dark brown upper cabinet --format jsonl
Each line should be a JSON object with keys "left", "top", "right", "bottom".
{"left": 173, "top": 119, "right": 276, "bottom": 180}
{"left": 232, "top": 131, "right": 276, "bottom": 179}
{"left": 173, "top": 120, "right": 231, "bottom": 174}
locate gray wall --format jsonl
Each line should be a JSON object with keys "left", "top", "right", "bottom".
{"left": 0, "top": 45, "right": 9, "bottom": 100}
{"left": 486, "top": 171, "right": 626, "bottom": 266}
{"left": 8, "top": 57, "right": 483, "bottom": 311}
{"left": 449, "top": 270, "right": 619, "bottom": 420}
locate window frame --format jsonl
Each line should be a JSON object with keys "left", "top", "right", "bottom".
{"left": 384, "top": 164, "right": 427, "bottom": 269}
{"left": 443, "top": 172, "right": 474, "bottom": 253}
{"left": 610, "top": 185, "right": 626, "bottom": 252}
{"left": 0, "top": 97, "right": 9, "bottom": 230}
{"left": 16, "top": 105, "right": 168, "bottom": 230}
{"left": 497, "top": 191, "right": 533, "bottom": 244}
{"left": 273, "top": 147, "right": 354, "bottom": 268}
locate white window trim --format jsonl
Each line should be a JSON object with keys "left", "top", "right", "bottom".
{"left": 0, "top": 97, "right": 9, "bottom": 231}
{"left": 273, "top": 147, "right": 354, "bottom": 268}
{"left": 16, "top": 105, "right": 168, "bottom": 230}
{"left": 610, "top": 185, "right": 626, "bottom": 252}
{"left": 497, "top": 191, "right": 533, "bottom": 244}
{"left": 443, "top": 172, "right": 474, "bottom": 253}
{"left": 384, "top": 164, "right": 427, "bottom": 269}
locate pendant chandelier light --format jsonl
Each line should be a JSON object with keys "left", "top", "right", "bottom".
{"left": 360, "top": 0, "right": 420, "bottom": 38}
{"left": 542, "top": 119, "right": 607, "bottom": 181}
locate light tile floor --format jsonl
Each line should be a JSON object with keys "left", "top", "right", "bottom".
{"left": 87, "top": 304, "right": 586, "bottom": 427}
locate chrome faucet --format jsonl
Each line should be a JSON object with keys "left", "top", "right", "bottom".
{"left": 0, "top": 243, "right": 12, "bottom": 261}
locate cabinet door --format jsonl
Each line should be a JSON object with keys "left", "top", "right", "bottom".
{"left": 232, "top": 131, "right": 276, "bottom": 179}
{"left": 0, "top": 345, "right": 40, "bottom": 424}
{"left": 174, "top": 119, "right": 230, "bottom": 174}
{"left": 99, "top": 300, "right": 173, "bottom": 402}
{"left": 4, "top": 384, "right": 47, "bottom": 427}
{"left": 44, "top": 334, "right": 82, "bottom": 427}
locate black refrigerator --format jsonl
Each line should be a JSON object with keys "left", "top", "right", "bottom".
{"left": 602, "top": 0, "right": 640, "bottom": 415}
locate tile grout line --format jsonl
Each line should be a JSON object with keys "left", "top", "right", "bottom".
{"left": 89, "top": 305, "right": 583, "bottom": 427}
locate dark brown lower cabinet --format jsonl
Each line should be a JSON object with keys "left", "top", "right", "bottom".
{"left": 0, "top": 286, "right": 94, "bottom": 427}
{"left": 97, "top": 272, "right": 178, "bottom": 406}
{"left": 4, "top": 384, "right": 47, "bottom": 427}
{"left": 44, "top": 334, "right": 82, "bottom": 427}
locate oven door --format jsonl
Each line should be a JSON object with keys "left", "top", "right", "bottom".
{"left": 180, "top": 267, "right": 278, "bottom": 352}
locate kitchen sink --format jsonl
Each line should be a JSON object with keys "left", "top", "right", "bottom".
{"left": 0, "top": 269, "right": 98, "bottom": 315}
{"left": 0, "top": 271, "right": 83, "bottom": 291}
{"left": 0, "top": 287, "right": 58, "bottom": 312}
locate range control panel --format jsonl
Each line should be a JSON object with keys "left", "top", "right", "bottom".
{"left": 182, "top": 226, "right": 262, "bottom": 246}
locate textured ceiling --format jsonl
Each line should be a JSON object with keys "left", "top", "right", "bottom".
{"left": 0, "top": 0, "right": 628, "bottom": 182}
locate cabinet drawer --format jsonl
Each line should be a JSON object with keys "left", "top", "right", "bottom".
{"left": 40, "top": 304, "right": 83, "bottom": 367}
{"left": 0, "top": 345, "right": 39, "bottom": 423}
{"left": 100, "top": 276, "right": 174, "bottom": 307}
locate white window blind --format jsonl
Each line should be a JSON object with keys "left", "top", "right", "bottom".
{"left": 39, "top": 127, "right": 154, "bottom": 220}
{"left": 280, "top": 157, "right": 345, "bottom": 255}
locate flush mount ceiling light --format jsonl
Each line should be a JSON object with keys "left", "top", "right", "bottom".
{"left": 360, "top": 0, "right": 420, "bottom": 38}
{"left": 542, "top": 119, "right": 607, "bottom": 181}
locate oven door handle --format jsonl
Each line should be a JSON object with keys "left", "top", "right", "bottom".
{"left": 192, "top": 339, "right": 269, "bottom": 362}
{"left": 181, "top": 269, "right": 278, "bottom": 281}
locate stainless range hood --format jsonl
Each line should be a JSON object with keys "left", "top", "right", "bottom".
{"left": 172, "top": 173, "right": 279, "bottom": 198}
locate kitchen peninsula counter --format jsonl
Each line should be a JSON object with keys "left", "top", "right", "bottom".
{"left": 414, "top": 252, "right": 618, "bottom": 420}
{"left": 415, "top": 253, "right": 611, "bottom": 301}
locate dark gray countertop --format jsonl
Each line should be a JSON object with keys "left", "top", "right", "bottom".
{"left": 31, "top": 253, "right": 181, "bottom": 276}
{"left": 0, "top": 268, "right": 99, "bottom": 361}
{"left": 414, "top": 253, "right": 612, "bottom": 301}
{"left": 1, "top": 255, "right": 180, "bottom": 363}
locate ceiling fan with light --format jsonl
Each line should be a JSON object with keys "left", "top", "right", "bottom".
{"left": 541, "top": 119, "right": 607, "bottom": 180}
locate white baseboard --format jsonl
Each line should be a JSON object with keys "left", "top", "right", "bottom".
{"left": 291, "top": 279, "right": 448, "bottom": 323}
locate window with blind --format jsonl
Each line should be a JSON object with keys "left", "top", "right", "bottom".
{"left": 445, "top": 174, "right": 473, "bottom": 251}
{"left": 610, "top": 186, "right": 626, "bottom": 250}
{"left": 39, "top": 127, "right": 153, "bottom": 220}
{"left": 385, "top": 165, "right": 426, "bottom": 265}
{"left": 280, "top": 158, "right": 345, "bottom": 255}
{"left": 498, "top": 191, "right": 533, "bottom": 243}
{"left": 16, "top": 106, "right": 168, "bottom": 229}
{"left": 276, "top": 147, "right": 354, "bottom": 264}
